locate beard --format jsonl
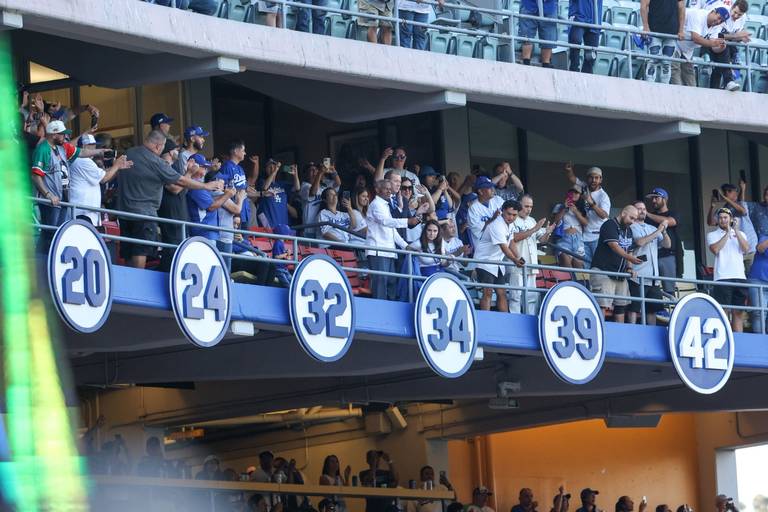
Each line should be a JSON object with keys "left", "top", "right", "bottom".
{"left": 193, "top": 140, "right": 204, "bottom": 151}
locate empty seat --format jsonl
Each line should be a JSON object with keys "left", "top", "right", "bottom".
{"left": 594, "top": 51, "right": 615, "bottom": 75}
{"left": 749, "top": 0, "right": 764, "bottom": 13}
{"left": 427, "top": 29, "right": 456, "bottom": 53}
{"left": 475, "top": 36, "right": 500, "bottom": 60}
{"left": 229, "top": 0, "right": 256, "bottom": 22}
{"left": 749, "top": 70, "right": 768, "bottom": 93}
{"left": 455, "top": 34, "right": 479, "bottom": 57}
{"left": 324, "top": 14, "right": 355, "bottom": 37}
{"left": 602, "top": 23, "right": 632, "bottom": 49}
{"left": 329, "top": 249, "right": 371, "bottom": 296}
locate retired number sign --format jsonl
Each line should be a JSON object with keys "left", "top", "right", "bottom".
{"left": 170, "top": 237, "right": 232, "bottom": 348}
{"left": 668, "top": 293, "right": 734, "bottom": 394}
{"left": 414, "top": 273, "right": 478, "bottom": 378}
{"left": 289, "top": 254, "right": 356, "bottom": 362}
{"left": 538, "top": 282, "right": 606, "bottom": 384}
{"left": 48, "top": 219, "right": 114, "bottom": 333}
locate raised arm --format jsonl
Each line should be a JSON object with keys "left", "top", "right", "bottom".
{"left": 375, "top": 147, "right": 393, "bottom": 182}
{"left": 100, "top": 155, "right": 133, "bottom": 184}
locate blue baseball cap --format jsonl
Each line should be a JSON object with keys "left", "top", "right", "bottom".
{"left": 475, "top": 176, "right": 495, "bottom": 190}
{"left": 419, "top": 166, "right": 439, "bottom": 179}
{"left": 646, "top": 187, "right": 669, "bottom": 199}
{"left": 150, "top": 112, "right": 173, "bottom": 127}
{"left": 190, "top": 153, "right": 212, "bottom": 168}
{"left": 463, "top": 192, "right": 479, "bottom": 203}
{"left": 714, "top": 6, "right": 730, "bottom": 22}
{"left": 184, "top": 125, "right": 210, "bottom": 139}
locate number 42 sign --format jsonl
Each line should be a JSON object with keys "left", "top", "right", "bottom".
{"left": 668, "top": 293, "right": 734, "bottom": 394}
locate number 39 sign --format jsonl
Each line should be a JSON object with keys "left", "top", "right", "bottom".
{"left": 538, "top": 282, "right": 606, "bottom": 384}
{"left": 668, "top": 293, "right": 734, "bottom": 394}
{"left": 170, "top": 237, "right": 231, "bottom": 348}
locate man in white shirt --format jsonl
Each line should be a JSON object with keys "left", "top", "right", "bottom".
{"left": 468, "top": 177, "right": 505, "bottom": 244}
{"left": 69, "top": 134, "right": 133, "bottom": 225}
{"left": 406, "top": 466, "right": 455, "bottom": 512}
{"left": 695, "top": 0, "right": 749, "bottom": 91}
{"left": 707, "top": 207, "right": 749, "bottom": 332}
{"left": 249, "top": 451, "right": 274, "bottom": 482}
{"left": 366, "top": 179, "right": 410, "bottom": 300}
{"left": 474, "top": 200, "right": 525, "bottom": 312}
{"left": 510, "top": 194, "right": 555, "bottom": 314}
{"left": 375, "top": 146, "right": 421, "bottom": 191}
{"left": 466, "top": 487, "right": 496, "bottom": 512}
{"left": 672, "top": 7, "right": 729, "bottom": 86}
{"left": 565, "top": 163, "right": 611, "bottom": 267}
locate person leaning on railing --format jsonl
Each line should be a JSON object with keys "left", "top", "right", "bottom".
{"left": 695, "top": 0, "right": 750, "bottom": 91}
{"left": 671, "top": 7, "right": 728, "bottom": 86}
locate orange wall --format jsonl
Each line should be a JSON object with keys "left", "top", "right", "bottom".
{"left": 449, "top": 415, "right": 700, "bottom": 512}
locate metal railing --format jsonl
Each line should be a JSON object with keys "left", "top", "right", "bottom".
{"left": 33, "top": 197, "right": 768, "bottom": 332}
{"left": 145, "top": 0, "right": 768, "bottom": 92}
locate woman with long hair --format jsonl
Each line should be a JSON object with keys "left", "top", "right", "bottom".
{"left": 408, "top": 220, "right": 450, "bottom": 277}
{"left": 349, "top": 186, "right": 370, "bottom": 243}
{"left": 319, "top": 454, "right": 350, "bottom": 512}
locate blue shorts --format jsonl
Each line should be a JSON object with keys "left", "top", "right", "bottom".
{"left": 518, "top": 8, "right": 558, "bottom": 49}
{"left": 554, "top": 232, "right": 585, "bottom": 258}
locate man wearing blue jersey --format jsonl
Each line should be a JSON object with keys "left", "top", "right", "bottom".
{"left": 568, "top": 0, "right": 603, "bottom": 73}
{"left": 216, "top": 140, "right": 252, "bottom": 227}
{"left": 258, "top": 159, "right": 301, "bottom": 229}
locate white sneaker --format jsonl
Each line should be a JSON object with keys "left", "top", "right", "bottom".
{"left": 726, "top": 80, "right": 741, "bottom": 91}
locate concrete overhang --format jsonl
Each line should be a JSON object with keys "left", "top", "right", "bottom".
{"left": 5, "top": 0, "right": 768, "bottom": 132}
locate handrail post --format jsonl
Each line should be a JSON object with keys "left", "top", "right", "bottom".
{"left": 760, "top": 283, "right": 765, "bottom": 335}
{"left": 521, "top": 263, "right": 528, "bottom": 314}
{"left": 626, "top": 36, "right": 633, "bottom": 79}
{"left": 509, "top": 10, "right": 516, "bottom": 63}
{"left": 281, "top": 0, "right": 288, "bottom": 29}
{"left": 639, "top": 275, "right": 646, "bottom": 325}
{"left": 407, "top": 251, "right": 414, "bottom": 303}
{"left": 394, "top": 0, "right": 401, "bottom": 47}
{"left": 746, "top": 41, "right": 753, "bottom": 92}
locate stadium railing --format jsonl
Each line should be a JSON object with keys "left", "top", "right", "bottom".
{"left": 31, "top": 196, "right": 768, "bottom": 331}
{"left": 141, "top": 0, "right": 768, "bottom": 93}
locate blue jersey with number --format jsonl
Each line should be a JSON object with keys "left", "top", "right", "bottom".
{"left": 186, "top": 188, "right": 219, "bottom": 240}
{"left": 216, "top": 160, "right": 250, "bottom": 226}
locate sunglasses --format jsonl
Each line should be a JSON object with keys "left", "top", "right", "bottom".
{"left": 402, "top": 185, "right": 414, "bottom": 190}
{"left": 393, "top": 154, "right": 406, "bottom": 160}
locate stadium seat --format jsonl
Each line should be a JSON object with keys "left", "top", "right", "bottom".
{"left": 329, "top": 249, "right": 371, "bottom": 296}
{"left": 594, "top": 51, "right": 616, "bottom": 76}
{"left": 475, "top": 36, "right": 500, "bottom": 60}
{"left": 558, "top": 1, "right": 569, "bottom": 19}
{"left": 602, "top": 23, "right": 632, "bottom": 49}
{"left": 249, "top": 226, "right": 274, "bottom": 234}
{"left": 300, "top": 246, "right": 329, "bottom": 258}
{"left": 324, "top": 14, "right": 355, "bottom": 38}
{"left": 745, "top": 17, "right": 767, "bottom": 38}
{"left": 229, "top": 0, "right": 257, "bottom": 22}
{"left": 749, "top": 0, "right": 764, "bottom": 14}
{"left": 216, "top": 0, "right": 231, "bottom": 17}
{"left": 749, "top": 70, "right": 768, "bottom": 92}
{"left": 455, "top": 34, "right": 479, "bottom": 57}
{"left": 612, "top": 55, "right": 641, "bottom": 78}
{"left": 427, "top": 30, "right": 457, "bottom": 53}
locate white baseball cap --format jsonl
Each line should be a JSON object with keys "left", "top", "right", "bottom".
{"left": 46, "top": 120, "right": 71, "bottom": 135}
{"left": 79, "top": 133, "right": 97, "bottom": 146}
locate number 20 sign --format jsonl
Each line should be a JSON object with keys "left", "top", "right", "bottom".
{"left": 538, "top": 282, "right": 606, "bottom": 385}
{"left": 668, "top": 293, "right": 734, "bottom": 394}
{"left": 288, "top": 255, "right": 356, "bottom": 362}
{"left": 170, "top": 237, "right": 231, "bottom": 348}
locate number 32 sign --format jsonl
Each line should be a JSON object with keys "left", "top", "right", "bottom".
{"left": 668, "top": 293, "right": 734, "bottom": 394}
{"left": 289, "top": 255, "right": 356, "bottom": 362}
{"left": 170, "top": 237, "right": 231, "bottom": 348}
{"left": 538, "top": 282, "right": 606, "bottom": 384}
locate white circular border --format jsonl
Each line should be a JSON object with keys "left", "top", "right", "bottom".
{"left": 47, "top": 219, "right": 114, "bottom": 333}
{"left": 169, "top": 236, "right": 232, "bottom": 348}
{"left": 413, "top": 273, "right": 478, "bottom": 379}
{"left": 667, "top": 292, "right": 735, "bottom": 395}
{"left": 288, "top": 254, "right": 356, "bottom": 362}
{"left": 537, "top": 281, "right": 606, "bottom": 385}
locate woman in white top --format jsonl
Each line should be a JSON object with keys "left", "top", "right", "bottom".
{"left": 319, "top": 454, "right": 351, "bottom": 512}
{"left": 552, "top": 186, "right": 588, "bottom": 269}
{"left": 349, "top": 186, "right": 369, "bottom": 244}
{"left": 318, "top": 188, "right": 357, "bottom": 244}
{"left": 408, "top": 220, "right": 449, "bottom": 276}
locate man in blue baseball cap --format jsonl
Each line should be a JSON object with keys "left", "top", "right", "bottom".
{"left": 645, "top": 187, "right": 682, "bottom": 294}
{"left": 149, "top": 113, "right": 174, "bottom": 137}
{"left": 672, "top": 6, "right": 728, "bottom": 86}
{"left": 175, "top": 125, "right": 210, "bottom": 174}
{"left": 468, "top": 176, "right": 505, "bottom": 244}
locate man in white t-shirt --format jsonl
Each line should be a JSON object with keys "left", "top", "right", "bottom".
{"left": 468, "top": 177, "right": 505, "bottom": 244}
{"left": 698, "top": 0, "right": 750, "bottom": 90}
{"left": 69, "top": 134, "right": 133, "bottom": 225}
{"left": 707, "top": 207, "right": 749, "bottom": 332}
{"left": 510, "top": 194, "right": 555, "bottom": 314}
{"left": 474, "top": 200, "right": 525, "bottom": 312}
{"left": 466, "top": 487, "right": 496, "bottom": 512}
{"left": 565, "top": 163, "right": 611, "bottom": 267}
{"left": 672, "top": 7, "right": 729, "bottom": 86}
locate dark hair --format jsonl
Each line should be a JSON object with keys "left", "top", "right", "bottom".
{"left": 352, "top": 186, "right": 369, "bottom": 216}
{"left": 321, "top": 455, "right": 340, "bottom": 478}
{"left": 227, "top": 139, "right": 245, "bottom": 156}
{"left": 733, "top": 0, "right": 748, "bottom": 11}
{"left": 384, "top": 170, "right": 399, "bottom": 180}
{"left": 447, "top": 503, "right": 465, "bottom": 512}
{"left": 656, "top": 506, "right": 669, "bottom": 512}
{"left": 502, "top": 199, "right": 522, "bottom": 212}
{"left": 721, "top": 183, "right": 738, "bottom": 194}
{"left": 419, "top": 466, "right": 433, "bottom": 480}
{"left": 419, "top": 220, "right": 443, "bottom": 255}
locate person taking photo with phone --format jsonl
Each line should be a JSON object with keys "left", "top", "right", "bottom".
{"left": 708, "top": 207, "right": 749, "bottom": 332}
{"left": 627, "top": 200, "right": 671, "bottom": 325}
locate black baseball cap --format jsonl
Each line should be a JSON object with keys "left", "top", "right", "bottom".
{"left": 581, "top": 489, "right": 599, "bottom": 500}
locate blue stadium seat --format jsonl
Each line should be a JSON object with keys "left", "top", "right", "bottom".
{"left": 594, "top": 51, "right": 615, "bottom": 75}
{"left": 455, "top": 34, "right": 479, "bottom": 56}
{"left": 324, "top": 14, "right": 355, "bottom": 37}
{"left": 749, "top": 0, "right": 764, "bottom": 14}
{"left": 216, "top": 0, "right": 230, "bottom": 17}
{"left": 427, "top": 29, "right": 456, "bottom": 53}
{"left": 613, "top": 55, "right": 642, "bottom": 78}
{"left": 749, "top": 70, "right": 768, "bottom": 92}
{"left": 602, "top": 23, "right": 632, "bottom": 49}
{"left": 229, "top": 0, "right": 256, "bottom": 22}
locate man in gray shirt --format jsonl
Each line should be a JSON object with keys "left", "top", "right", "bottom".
{"left": 117, "top": 130, "right": 222, "bottom": 269}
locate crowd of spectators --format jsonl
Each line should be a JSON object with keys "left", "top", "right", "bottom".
{"left": 147, "top": 0, "right": 758, "bottom": 92}
{"left": 84, "top": 423, "right": 740, "bottom": 512}
{"left": 21, "top": 86, "right": 768, "bottom": 330}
